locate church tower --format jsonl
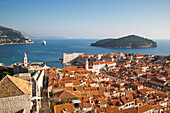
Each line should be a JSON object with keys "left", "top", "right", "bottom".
{"left": 85, "top": 58, "right": 88, "bottom": 70}
{"left": 129, "top": 51, "right": 133, "bottom": 62}
{"left": 23, "top": 53, "right": 28, "bottom": 67}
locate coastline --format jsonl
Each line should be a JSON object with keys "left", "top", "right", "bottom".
{"left": 0, "top": 39, "right": 169, "bottom": 68}
{"left": 91, "top": 45, "right": 157, "bottom": 49}
{"left": 0, "top": 42, "right": 34, "bottom": 46}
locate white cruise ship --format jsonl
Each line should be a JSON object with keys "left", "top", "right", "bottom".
{"left": 41, "top": 40, "right": 46, "bottom": 45}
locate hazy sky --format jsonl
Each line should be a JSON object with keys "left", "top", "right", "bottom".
{"left": 0, "top": 0, "right": 170, "bottom": 39}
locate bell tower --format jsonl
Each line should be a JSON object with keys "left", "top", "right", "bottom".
{"left": 23, "top": 53, "right": 28, "bottom": 67}
{"left": 85, "top": 58, "right": 88, "bottom": 70}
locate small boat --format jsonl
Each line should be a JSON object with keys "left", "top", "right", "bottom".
{"left": 41, "top": 40, "right": 46, "bottom": 45}
{"left": 59, "top": 58, "right": 63, "bottom": 60}
{"left": 65, "top": 63, "right": 71, "bottom": 66}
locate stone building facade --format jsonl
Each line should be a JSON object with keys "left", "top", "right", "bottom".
{"left": 62, "top": 53, "right": 84, "bottom": 64}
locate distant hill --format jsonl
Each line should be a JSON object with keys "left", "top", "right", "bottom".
{"left": 91, "top": 35, "right": 157, "bottom": 49}
{"left": 31, "top": 36, "right": 66, "bottom": 39}
{"left": 0, "top": 25, "right": 34, "bottom": 45}
{"left": 20, "top": 30, "right": 33, "bottom": 37}
{"left": 19, "top": 30, "right": 66, "bottom": 39}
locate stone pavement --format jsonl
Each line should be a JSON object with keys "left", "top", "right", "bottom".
{"left": 39, "top": 76, "right": 50, "bottom": 113}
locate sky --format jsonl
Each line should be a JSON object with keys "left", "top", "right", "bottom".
{"left": 0, "top": 0, "right": 170, "bottom": 39}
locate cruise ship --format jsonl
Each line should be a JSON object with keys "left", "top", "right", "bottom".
{"left": 41, "top": 40, "right": 46, "bottom": 45}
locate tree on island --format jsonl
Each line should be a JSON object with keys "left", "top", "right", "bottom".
{"left": 0, "top": 67, "right": 11, "bottom": 80}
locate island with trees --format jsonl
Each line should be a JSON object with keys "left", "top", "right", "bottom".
{"left": 91, "top": 35, "right": 157, "bottom": 49}
{"left": 0, "top": 25, "right": 34, "bottom": 45}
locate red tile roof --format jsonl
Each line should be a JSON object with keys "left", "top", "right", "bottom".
{"left": 54, "top": 90, "right": 75, "bottom": 98}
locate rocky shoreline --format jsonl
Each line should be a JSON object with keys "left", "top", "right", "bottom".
{"left": 0, "top": 41, "right": 34, "bottom": 46}
{"left": 93, "top": 43, "right": 157, "bottom": 49}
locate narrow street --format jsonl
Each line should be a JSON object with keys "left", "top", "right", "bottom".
{"left": 39, "top": 75, "right": 50, "bottom": 113}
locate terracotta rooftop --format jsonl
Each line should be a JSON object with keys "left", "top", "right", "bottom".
{"left": 54, "top": 90, "right": 75, "bottom": 98}
{"left": 106, "top": 107, "right": 120, "bottom": 113}
{"left": 138, "top": 104, "right": 153, "bottom": 113}
{"left": 54, "top": 103, "right": 74, "bottom": 113}
{"left": 152, "top": 104, "right": 165, "bottom": 111}
{"left": 121, "top": 107, "right": 138, "bottom": 113}
{"left": 121, "top": 96, "right": 134, "bottom": 104}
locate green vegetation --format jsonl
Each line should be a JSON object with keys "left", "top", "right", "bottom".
{"left": 60, "top": 97, "right": 79, "bottom": 103}
{"left": 0, "top": 67, "right": 11, "bottom": 80}
{"left": 50, "top": 102, "right": 55, "bottom": 113}
{"left": 75, "top": 106, "right": 80, "bottom": 109}
{"left": 91, "top": 35, "right": 157, "bottom": 48}
{"left": 71, "top": 97, "right": 79, "bottom": 100}
{"left": 58, "top": 70, "right": 66, "bottom": 73}
{"left": 0, "top": 25, "right": 33, "bottom": 45}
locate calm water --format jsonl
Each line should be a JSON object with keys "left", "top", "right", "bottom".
{"left": 0, "top": 39, "right": 170, "bottom": 68}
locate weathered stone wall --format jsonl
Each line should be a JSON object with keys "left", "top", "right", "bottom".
{"left": 33, "top": 70, "right": 44, "bottom": 97}
{"left": 33, "top": 71, "right": 39, "bottom": 80}
{"left": 0, "top": 94, "right": 31, "bottom": 113}
{"left": 62, "top": 53, "right": 84, "bottom": 64}
{"left": 14, "top": 65, "right": 28, "bottom": 74}
{"left": 37, "top": 70, "right": 44, "bottom": 90}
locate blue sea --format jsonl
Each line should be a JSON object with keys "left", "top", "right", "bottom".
{"left": 0, "top": 39, "right": 170, "bottom": 68}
